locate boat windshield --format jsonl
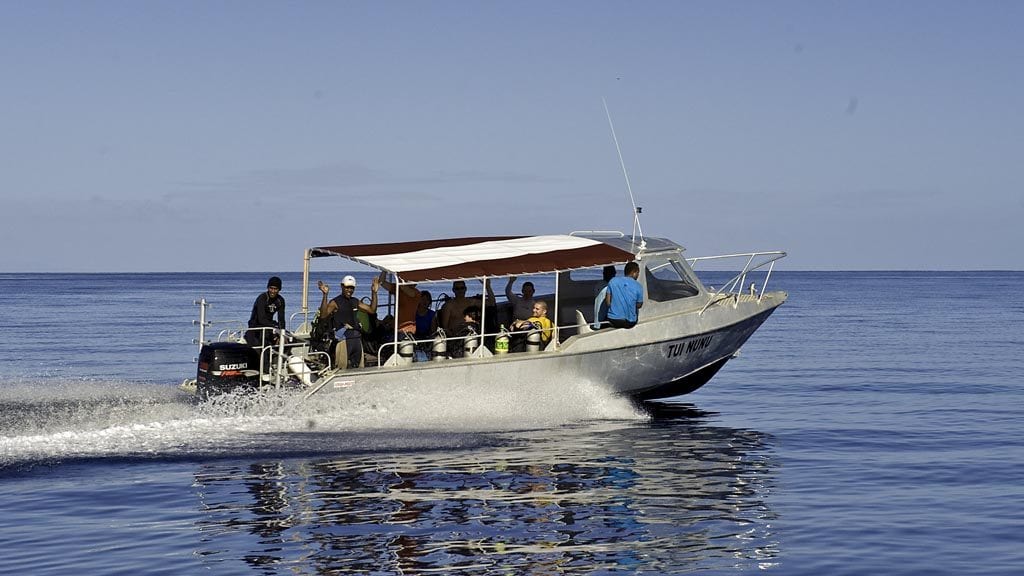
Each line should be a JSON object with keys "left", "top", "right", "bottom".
{"left": 644, "top": 255, "right": 701, "bottom": 301}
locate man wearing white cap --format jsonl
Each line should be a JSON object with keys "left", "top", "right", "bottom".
{"left": 317, "top": 274, "right": 380, "bottom": 368}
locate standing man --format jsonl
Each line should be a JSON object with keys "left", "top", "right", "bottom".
{"left": 439, "top": 280, "right": 472, "bottom": 335}
{"left": 246, "top": 276, "right": 286, "bottom": 347}
{"left": 414, "top": 290, "right": 437, "bottom": 341}
{"left": 605, "top": 261, "right": 644, "bottom": 329}
{"left": 318, "top": 274, "right": 380, "bottom": 369}
{"left": 439, "top": 280, "right": 495, "bottom": 335}
{"left": 504, "top": 276, "right": 536, "bottom": 322}
{"left": 378, "top": 271, "right": 420, "bottom": 331}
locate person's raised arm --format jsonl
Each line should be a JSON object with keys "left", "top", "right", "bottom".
{"left": 318, "top": 280, "right": 336, "bottom": 317}
{"left": 359, "top": 275, "right": 381, "bottom": 314}
{"left": 484, "top": 279, "right": 496, "bottom": 307}
{"left": 505, "top": 276, "right": 517, "bottom": 301}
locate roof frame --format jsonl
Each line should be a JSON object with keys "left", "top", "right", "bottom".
{"left": 311, "top": 235, "right": 636, "bottom": 283}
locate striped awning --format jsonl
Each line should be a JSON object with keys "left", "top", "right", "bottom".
{"left": 311, "top": 235, "right": 635, "bottom": 283}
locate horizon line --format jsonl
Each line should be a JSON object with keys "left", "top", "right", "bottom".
{"left": 2, "top": 269, "right": 1022, "bottom": 274}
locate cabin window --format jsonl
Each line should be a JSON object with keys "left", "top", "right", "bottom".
{"left": 644, "top": 257, "right": 700, "bottom": 301}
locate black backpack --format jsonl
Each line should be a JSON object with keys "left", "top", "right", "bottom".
{"left": 309, "top": 311, "right": 335, "bottom": 354}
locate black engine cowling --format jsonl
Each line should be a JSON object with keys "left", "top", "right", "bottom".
{"left": 196, "top": 342, "right": 261, "bottom": 398}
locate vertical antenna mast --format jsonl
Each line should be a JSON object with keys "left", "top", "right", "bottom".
{"left": 602, "top": 97, "right": 645, "bottom": 248}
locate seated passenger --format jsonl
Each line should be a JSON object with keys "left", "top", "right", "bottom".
{"left": 414, "top": 290, "right": 437, "bottom": 341}
{"left": 413, "top": 290, "right": 437, "bottom": 362}
{"left": 317, "top": 275, "right": 380, "bottom": 369}
{"left": 605, "top": 261, "right": 644, "bottom": 329}
{"left": 448, "top": 305, "right": 481, "bottom": 359}
{"left": 438, "top": 280, "right": 495, "bottom": 335}
{"left": 510, "top": 301, "right": 554, "bottom": 352}
{"left": 378, "top": 271, "right": 419, "bottom": 334}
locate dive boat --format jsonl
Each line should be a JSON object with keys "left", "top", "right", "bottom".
{"left": 187, "top": 231, "right": 786, "bottom": 402}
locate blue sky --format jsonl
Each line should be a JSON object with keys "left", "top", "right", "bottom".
{"left": 2, "top": 1, "right": 1021, "bottom": 271}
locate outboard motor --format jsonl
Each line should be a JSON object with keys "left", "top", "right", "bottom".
{"left": 432, "top": 329, "right": 447, "bottom": 361}
{"left": 196, "top": 342, "right": 261, "bottom": 398}
{"left": 526, "top": 328, "right": 542, "bottom": 353}
{"left": 397, "top": 332, "right": 416, "bottom": 365}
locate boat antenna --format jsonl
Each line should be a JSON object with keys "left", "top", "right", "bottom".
{"left": 602, "top": 97, "right": 645, "bottom": 250}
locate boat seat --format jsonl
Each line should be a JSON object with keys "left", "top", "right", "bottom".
{"left": 575, "top": 310, "right": 593, "bottom": 334}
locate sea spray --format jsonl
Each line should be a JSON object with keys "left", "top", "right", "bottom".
{"left": 0, "top": 377, "right": 192, "bottom": 436}
{"left": 1, "top": 372, "right": 646, "bottom": 468}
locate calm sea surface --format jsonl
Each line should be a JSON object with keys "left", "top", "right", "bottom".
{"left": 1, "top": 271, "right": 1021, "bottom": 575}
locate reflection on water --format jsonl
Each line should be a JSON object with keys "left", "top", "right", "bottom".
{"left": 192, "top": 405, "right": 779, "bottom": 574}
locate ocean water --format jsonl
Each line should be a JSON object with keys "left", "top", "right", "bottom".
{"left": 1, "top": 271, "right": 1022, "bottom": 575}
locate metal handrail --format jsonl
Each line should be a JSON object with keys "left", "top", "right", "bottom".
{"left": 689, "top": 250, "right": 787, "bottom": 315}
{"left": 247, "top": 328, "right": 341, "bottom": 387}
{"left": 569, "top": 230, "right": 625, "bottom": 238}
{"left": 368, "top": 313, "right": 615, "bottom": 367}
{"left": 373, "top": 327, "right": 500, "bottom": 367}
{"left": 191, "top": 294, "right": 633, "bottom": 387}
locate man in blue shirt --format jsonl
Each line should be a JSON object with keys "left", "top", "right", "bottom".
{"left": 605, "top": 261, "right": 644, "bottom": 328}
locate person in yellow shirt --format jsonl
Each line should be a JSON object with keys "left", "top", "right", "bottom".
{"left": 511, "top": 301, "right": 554, "bottom": 350}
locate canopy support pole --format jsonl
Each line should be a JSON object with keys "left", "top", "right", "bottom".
{"left": 302, "top": 249, "right": 311, "bottom": 323}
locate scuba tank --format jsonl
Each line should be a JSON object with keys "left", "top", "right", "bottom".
{"left": 495, "top": 325, "right": 510, "bottom": 355}
{"left": 432, "top": 329, "right": 447, "bottom": 361}
{"left": 526, "top": 326, "right": 542, "bottom": 353}
{"left": 397, "top": 332, "right": 415, "bottom": 364}
{"left": 286, "top": 355, "right": 314, "bottom": 386}
{"left": 463, "top": 325, "right": 480, "bottom": 357}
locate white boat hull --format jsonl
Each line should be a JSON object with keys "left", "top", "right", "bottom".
{"left": 307, "top": 291, "right": 785, "bottom": 401}
{"left": 188, "top": 234, "right": 788, "bottom": 402}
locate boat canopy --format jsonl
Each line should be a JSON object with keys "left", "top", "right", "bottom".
{"left": 310, "top": 235, "right": 635, "bottom": 283}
